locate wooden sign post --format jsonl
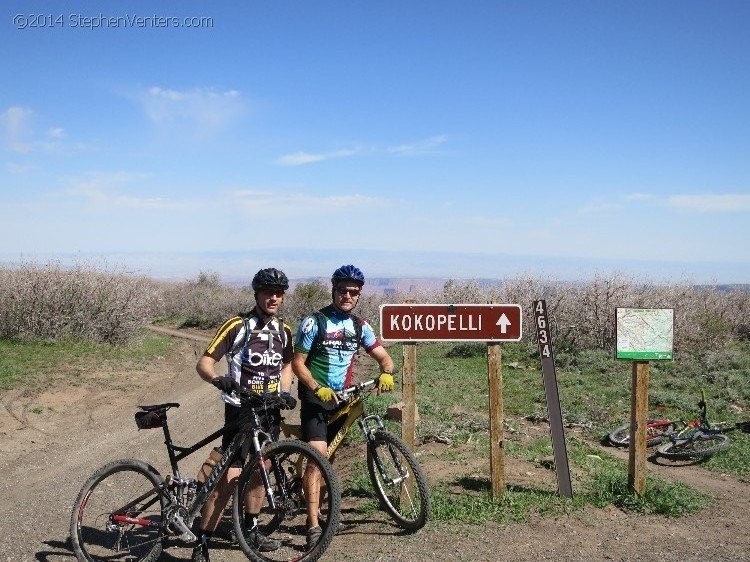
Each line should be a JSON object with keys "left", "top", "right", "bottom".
{"left": 487, "top": 342, "right": 505, "bottom": 498}
{"left": 628, "top": 361, "right": 650, "bottom": 495}
{"left": 615, "top": 308, "right": 674, "bottom": 496}
{"left": 402, "top": 342, "right": 417, "bottom": 450}
{"left": 380, "top": 303, "right": 523, "bottom": 500}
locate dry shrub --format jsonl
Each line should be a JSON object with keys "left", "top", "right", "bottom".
{"left": 383, "top": 272, "right": 750, "bottom": 356}
{"left": 0, "top": 260, "right": 156, "bottom": 344}
{"left": 283, "top": 281, "right": 330, "bottom": 323}
{"left": 155, "top": 272, "right": 252, "bottom": 329}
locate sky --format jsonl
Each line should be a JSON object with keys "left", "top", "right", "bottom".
{"left": 2, "top": 1, "right": 749, "bottom": 283}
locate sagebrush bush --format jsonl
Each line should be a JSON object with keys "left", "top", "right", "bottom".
{"left": 4, "top": 262, "right": 748, "bottom": 357}
{"left": 155, "top": 272, "right": 251, "bottom": 329}
{"left": 0, "top": 260, "right": 156, "bottom": 344}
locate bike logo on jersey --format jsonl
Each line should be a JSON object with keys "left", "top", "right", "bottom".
{"left": 244, "top": 350, "right": 283, "bottom": 367}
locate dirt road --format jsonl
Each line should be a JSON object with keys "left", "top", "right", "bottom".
{"left": 1, "top": 335, "right": 748, "bottom": 561}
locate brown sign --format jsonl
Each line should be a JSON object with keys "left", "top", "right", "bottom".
{"left": 380, "top": 304, "right": 523, "bottom": 342}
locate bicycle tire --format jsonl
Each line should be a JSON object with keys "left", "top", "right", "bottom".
{"left": 656, "top": 433, "right": 730, "bottom": 460}
{"left": 232, "top": 440, "right": 341, "bottom": 562}
{"left": 70, "top": 459, "right": 165, "bottom": 562}
{"left": 608, "top": 420, "right": 681, "bottom": 448}
{"left": 367, "top": 430, "right": 430, "bottom": 531}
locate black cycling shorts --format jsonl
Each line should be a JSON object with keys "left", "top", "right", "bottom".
{"left": 221, "top": 403, "right": 281, "bottom": 467}
{"left": 300, "top": 396, "right": 348, "bottom": 445}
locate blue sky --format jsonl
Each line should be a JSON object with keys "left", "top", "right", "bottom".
{"left": 2, "top": 1, "right": 749, "bottom": 282}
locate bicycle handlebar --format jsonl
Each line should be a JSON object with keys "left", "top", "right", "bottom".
{"left": 211, "top": 379, "right": 291, "bottom": 410}
{"left": 336, "top": 377, "right": 380, "bottom": 402}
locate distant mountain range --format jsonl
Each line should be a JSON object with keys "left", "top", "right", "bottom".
{"left": 2, "top": 248, "right": 748, "bottom": 285}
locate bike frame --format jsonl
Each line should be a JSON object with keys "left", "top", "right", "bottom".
{"left": 109, "top": 402, "right": 278, "bottom": 542}
{"left": 281, "top": 379, "right": 387, "bottom": 460}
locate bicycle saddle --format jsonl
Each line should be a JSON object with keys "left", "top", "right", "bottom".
{"left": 137, "top": 402, "right": 180, "bottom": 412}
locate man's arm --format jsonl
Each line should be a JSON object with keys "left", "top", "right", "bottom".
{"left": 196, "top": 354, "right": 220, "bottom": 383}
{"left": 280, "top": 361, "right": 293, "bottom": 393}
{"left": 291, "top": 351, "right": 318, "bottom": 391}
{"left": 368, "top": 345, "right": 394, "bottom": 375}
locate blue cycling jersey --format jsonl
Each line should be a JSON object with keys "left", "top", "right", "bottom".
{"left": 295, "top": 305, "right": 380, "bottom": 391}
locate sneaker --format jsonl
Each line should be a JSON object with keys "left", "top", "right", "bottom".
{"left": 306, "top": 525, "right": 322, "bottom": 550}
{"left": 191, "top": 543, "right": 210, "bottom": 562}
{"left": 247, "top": 527, "right": 281, "bottom": 552}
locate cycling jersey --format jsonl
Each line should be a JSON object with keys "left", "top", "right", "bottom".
{"left": 204, "top": 312, "right": 293, "bottom": 407}
{"left": 295, "top": 304, "right": 380, "bottom": 392}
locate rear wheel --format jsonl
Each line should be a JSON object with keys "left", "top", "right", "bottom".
{"left": 70, "top": 459, "right": 165, "bottom": 562}
{"left": 608, "top": 420, "right": 681, "bottom": 448}
{"left": 367, "top": 430, "right": 430, "bottom": 531}
{"left": 656, "top": 433, "right": 730, "bottom": 460}
{"left": 233, "top": 440, "right": 340, "bottom": 562}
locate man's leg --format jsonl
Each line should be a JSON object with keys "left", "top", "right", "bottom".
{"left": 192, "top": 467, "right": 240, "bottom": 561}
{"left": 242, "top": 459, "right": 281, "bottom": 552}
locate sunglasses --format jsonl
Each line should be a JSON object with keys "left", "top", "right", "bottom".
{"left": 335, "top": 287, "right": 361, "bottom": 297}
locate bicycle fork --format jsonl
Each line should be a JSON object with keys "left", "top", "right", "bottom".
{"left": 360, "top": 414, "right": 408, "bottom": 486}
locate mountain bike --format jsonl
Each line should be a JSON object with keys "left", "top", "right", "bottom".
{"left": 70, "top": 384, "right": 341, "bottom": 562}
{"left": 608, "top": 418, "right": 684, "bottom": 448}
{"left": 281, "top": 377, "right": 430, "bottom": 531}
{"left": 655, "top": 390, "right": 731, "bottom": 461}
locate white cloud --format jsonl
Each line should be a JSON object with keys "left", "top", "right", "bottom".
{"left": 667, "top": 194, "right": 750, "bottom": 213}
{"left": 624, "top": 192, "right": 655, "bottom": 201}
{"left": 46, "top": 127, "right": 66, "bottom": 140}
{"left": 1, "top": 106, "right": 34, "bottom": 152}
{"left": 387, "top": 135, "right": 447, "bottom": 156}
{"left": 64, "top": 172, "right": 187, "bottom": 211}
{"left": 579, "top": 202, "right": 620, "bottom": 215}
{"left": 275, "top": 135, "right": 448, "bottom": 166}
{"left": 276, "top": 148, "right": 359, "bottom": 166}
{"left": 6, "top": 161, "right": 34, "bottom": 174}
{"left": 232, "top": 189, "right": 382, "bottom": 213}
{"left": 140, "top": 86, "right": 245, "bottom": 134}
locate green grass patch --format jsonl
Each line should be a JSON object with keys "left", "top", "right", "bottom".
{"left": 0, "top": 333, "right": 175, "bottom": 391}
{"left": 431, "top": 478, "right": 581, "bottom": 524}
{"left": 585, "top": 468, "right": 710, "bottom": 516}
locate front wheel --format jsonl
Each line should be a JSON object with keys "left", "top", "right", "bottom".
{"left": 367, "top": 430, "right": 430, "bottom": 531}
{"left": 656, "top": 433, "right": 730, "bottom": 460}
{"left": 233, "top": 440, "right": 341, "bottom": 562}
{"left": 70, "top": 459, "right": 165, "bottom": 562}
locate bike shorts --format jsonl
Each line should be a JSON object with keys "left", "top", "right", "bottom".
{"left": 221, "top": 403, "right": 281, "bottom": 467}
{"left": 300, "top": 396, "right": 348, "bottom": 445}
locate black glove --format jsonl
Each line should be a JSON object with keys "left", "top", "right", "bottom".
{"left": 212, "top": 376, "right": 239, "bottom": 393}
{"left": 280, "top": 392, "right": 297, "bottom": 410}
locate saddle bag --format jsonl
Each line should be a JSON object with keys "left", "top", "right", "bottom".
{"left": 134, "top": 410, "right": 164, "bottom": 430}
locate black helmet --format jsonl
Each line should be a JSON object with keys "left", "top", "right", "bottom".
{"left": 251, "top": 268, "right": 289, "bottom": 291}
{"left": 331, "top": 264, "right": 365, "bottom": 286}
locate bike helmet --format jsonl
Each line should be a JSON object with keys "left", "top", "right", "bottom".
{"left": 331, "top": 264, "right": 365, "bottom": 287}
{"left": 251, "top": 268, "right": 289, "bottom": 291}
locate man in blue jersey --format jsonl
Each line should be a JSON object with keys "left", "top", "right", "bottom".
{"left": 292, "top": 264, "right": 394, "bottom": 548}
{"left": 192, "top": 268, "right": 295, "bottom": 562}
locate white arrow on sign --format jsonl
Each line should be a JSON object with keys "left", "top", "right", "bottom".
{"left": 496, "top": 313, "right": 511, "bottom": 334}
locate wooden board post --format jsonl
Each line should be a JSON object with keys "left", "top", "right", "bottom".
{"left": 402, "top": 342, "right": 417, "bottom": 451}
{"left": 401, "top": 342, "right": 417, "bottom": 506}
{"left": 628, "top": 361, "right": 650, "bottom": 495}
{"left": 487, "top": 342, "right": 505, "bottom": 498}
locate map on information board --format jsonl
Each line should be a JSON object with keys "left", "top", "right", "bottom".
{"left": 615, "top": 308, "right": 674, "bottom": 360}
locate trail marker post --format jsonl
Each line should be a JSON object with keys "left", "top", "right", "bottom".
{"left": 532, "top": 300, "right": 573, "bottom": 498}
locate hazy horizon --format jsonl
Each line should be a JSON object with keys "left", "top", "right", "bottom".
{"left": 2, "top": 248, "right": 748, "bottom": 286}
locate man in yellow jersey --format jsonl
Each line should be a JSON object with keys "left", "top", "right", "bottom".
{"left": 192, "top": 268, "right": 295, "bottom": 562}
